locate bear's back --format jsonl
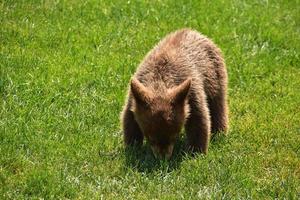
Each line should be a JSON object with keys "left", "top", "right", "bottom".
{"left": 134, "top": 29, "right": 226, "bottom": 98}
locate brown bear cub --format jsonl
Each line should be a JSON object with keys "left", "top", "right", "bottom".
{"left": 121, "top": 28, "right": 228, "bottom": 159}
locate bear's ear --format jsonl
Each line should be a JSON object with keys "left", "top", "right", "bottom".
{"left": 169, "top": 79, "right": 191, "bottom": 104}
{"left": 130, "top": 78, "right": 153, "bottom": 105}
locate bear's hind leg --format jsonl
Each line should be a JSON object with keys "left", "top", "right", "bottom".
{"left": 208, "top": 92, "right": 229, "bottom": 135}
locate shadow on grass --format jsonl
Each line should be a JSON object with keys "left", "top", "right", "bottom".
{"left": 210, "top": 132, "right": 228, "bottom": 146}
{"left": 124, "top": 138, "right": 186, "bottom": 173}
{"left": 123, "top": 133, "right": 227, "bottom": 173}
{"left": 96, "top": 133, "right": 227, "bottom": 173}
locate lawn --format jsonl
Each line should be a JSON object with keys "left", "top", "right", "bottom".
{"left": 1, "top": 0, "right": 299, "bottom": 199}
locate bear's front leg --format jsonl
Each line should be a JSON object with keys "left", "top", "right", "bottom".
{"left": 185, "top": 92, "right": 211, "bottom": 154}
{"left": 121, "top": 100, "right": 144, "bottom": 146}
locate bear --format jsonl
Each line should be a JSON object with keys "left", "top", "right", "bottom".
{"left": 120, "top": 28, "right": 228, "bottom": 159}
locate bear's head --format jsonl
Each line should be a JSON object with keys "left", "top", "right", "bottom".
{"left": 130, "top": 78, "right": 191, "bottom": 159}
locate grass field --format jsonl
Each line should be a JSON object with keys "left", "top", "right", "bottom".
{"left": 1, "top": 0, "right": 300, "bottom": 199}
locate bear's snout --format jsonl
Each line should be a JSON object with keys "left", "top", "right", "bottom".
{"left": 151, "top": 143, "right": 174, "bottom": 160}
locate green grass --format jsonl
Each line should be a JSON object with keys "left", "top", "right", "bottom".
{"left": 1, "top": 0, "right": 299, "bottom": 199}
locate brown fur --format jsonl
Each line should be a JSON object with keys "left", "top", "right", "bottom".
{"left": 121, "top": 28, "right": 228, "bottom": 159}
